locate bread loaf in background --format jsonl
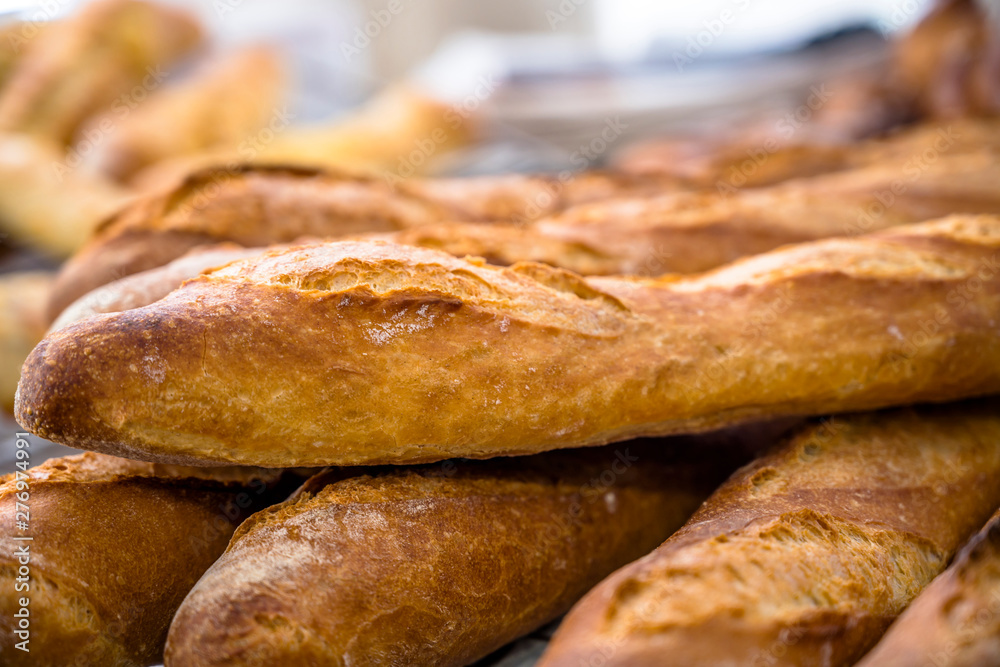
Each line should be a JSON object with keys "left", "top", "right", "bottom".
{"left": 46, "top": 139, "right": 1000, "bottom": 320}
{"left": 127, "top": 85, "right": 480, "bottom": 192}
{"left": 613, "top": 116, "right": 1000, "bottom": 186}
{"left": 0, "top": 272, "right": 53, "bottom": 412}
{"left": 79, "top": 46, "right": 286, "bottom": 182}
{"left": 45, "top": 165, "right": 674, "bottom": 320}
{"left": 538, "top": 399, "right": 1000, "bottom": 667}
{"left": 0, "top": 452, "right": 303, "bottom": 666}
{"left": 0, "top": 22, "right": 50, "bottom": 92}
{"left": 0, "top": 133, "right": 134, "bottom": 257}
{"left": 18, "top": 215, "right": 1000, "bottom": 467}
{"left": 856, "top": 506, "right": 1000, "bottom": 667}
{"left": 0, "top": 0, "right": 202, "bottom": 145}
{"left": 165, "top": 431, "right": 772, "bottom": 667}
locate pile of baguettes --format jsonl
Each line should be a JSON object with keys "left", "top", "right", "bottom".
{"left": 0, "top": 106, "right": 999, "bottom": 667}
{"left": 4, "top": 4, "right": 1000, "bottom": 667}
{"left": 0, "top": 0, "right": 471, "bottom": 412}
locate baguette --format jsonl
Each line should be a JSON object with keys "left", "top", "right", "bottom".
{"left": 538, "top": 399, "right": 1000, "bottom": 667}
{"left": 17, "top": 215, "right": 1000, "bottom": 467}
{"left": 165, "top": 434, "right": 762, "bottom": 667}
{"left": 855, "top": 506, "right": 1000, "bottom": 666}
{"left": 0, "top": 272, "right": 53, "bottom": 411}
{"left": 45, "top": 166, "right": 673, "bottom": 319}
{"left": 49, "top": 228, "right": 620, "bottom": 330}
{"left": 79, "top": 46, "right": 286, "bottom": 182}
{"left": 0, "top": 451, "right": 303, "bottom": 666}
{"left": 892, "top": 0, "right": 1000, "bottom": 118}
{"left": 51, "top": 244, "right": 263, "bottom": 331}
{"left": 46, "top": 145, "right": 1000, "bottom": 320}
{"left": 538, "top": 151, "right": 1000, "bottom": 274}
{"left": 613, "top": 117, "right": 1000, "bottom": 187}
{"left": 127, "top": 86, "right": 478, "bottom": 193}
{"left": 0, "top": 133, "right": 134, "bottom": 257}
{"left": 0, "top": 0, "right": 202, "bottom": 145}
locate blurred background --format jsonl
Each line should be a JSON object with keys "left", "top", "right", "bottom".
{"left": 0, "top": 0, "right": 963, "bottom": 172}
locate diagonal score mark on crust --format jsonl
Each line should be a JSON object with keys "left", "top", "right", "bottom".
{"left": 201, "top": 240, "right": 634, "bottom": 337}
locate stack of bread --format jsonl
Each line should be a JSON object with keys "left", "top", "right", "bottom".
{"left": 2, "top": 0, "right": 1000, "bottom": 666}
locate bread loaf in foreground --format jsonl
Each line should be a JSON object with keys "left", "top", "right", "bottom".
{"left": 50, "top": 226, "right": 621, "bottom": 330}
{"left": 538, "top": 399, "right": 1000, "bottom": 667}
{"left": 856, "top": 506, "right": 1000, "bottom": 667}
{"left": 50, "top": 244, "right": 262, "bottom": 331}
{"left": 165, "top": 433, "right": 763, "bottom": 667}
{"left": 18, "top": 215, "right": 1000, "bottom": 467}
{"left": 46, "top": 166, "right": 674, "bottom": 319}
{"left": 0, "top": 451, "right": 301, "bottom": 666}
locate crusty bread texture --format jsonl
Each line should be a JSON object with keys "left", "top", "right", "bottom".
{"left": 0, "top": 451, "right": 301, "bottom": 666}
{"left": 856, "top": 506, "right": 1000, "bottom": 667}
{"left": 50, "top": 244, "right": 262, "bottom": 331}
{"left": 46, "top": 144, "right": 1000, "bottom": 320}
{"left": 46, "top": 165, "right": 673, "bottom": 319}
{"left": 49, "top": 229, "right": 618, "bottom": 330}
{"left": 165, "top": 435, "right": 759, "bottom": 667}
{"left": 538, "top": 399, "right": 1000, "bottom": 667}
{"left": 17, "top": 215, "right": 1000, "bottom": 467}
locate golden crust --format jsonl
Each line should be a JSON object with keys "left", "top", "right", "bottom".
{"left": 856, "top": 506, "right": 1000, "bottom": 666}
{"left": 46, "top": 142, "right": 1000, "bottom": 320}
{"left": 51, "top": 243, "right": 262, "bottom": 331}
{"left": 165, "top": 439, "right": 750, "bottom": 666}
{"left": 0, "top": 452, "right": 300, "bottom": 666}
{"left": 44, "top": 166, "right": 677, "bottom": 320}
{"left": 18, "top": 215, "right": 1000, "bottom": 467}
{"left": 538, "top": 399, "right": 1000, "bottom": 667}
